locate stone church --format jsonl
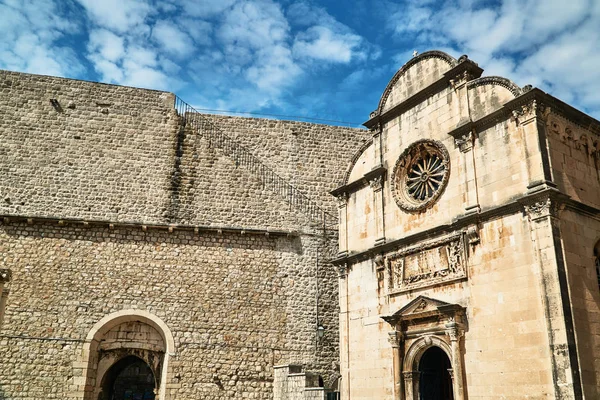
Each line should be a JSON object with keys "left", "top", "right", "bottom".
{"left": 0, "top": 50, "right": 599, "bottom": 400}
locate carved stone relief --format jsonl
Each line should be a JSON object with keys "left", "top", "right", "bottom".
{"left": 547, "top": 114, "right": 600, "bottom": 157}
{"left": 386, "top": 233, "right": 467, "bottom": 293}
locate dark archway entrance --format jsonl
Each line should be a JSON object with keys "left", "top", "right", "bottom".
{"left": 418, "top": 346, "right": 453, "bottom": 400}
{"left": 100, "top": 356, "right": 156, "bottom": 400}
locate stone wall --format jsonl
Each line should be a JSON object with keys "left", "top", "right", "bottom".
{"left": 0, "top": 70, "right": 370, "bottom": 231}
{"left": 0, "top": 70, "right": 369, "bottom": 398}
{"left": 0, "top": 221, "right": 338, "bottom": 399}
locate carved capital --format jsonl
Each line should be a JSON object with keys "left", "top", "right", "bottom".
{"left": 337, "top": 263, "right": 348, "bottom": 279}
{"left": 403, "top": 371, "right": 419, "bottom": 382}
{"left": 466, "top": 225, "right": 480, "bottom": 246}
{"left": 337, "top": 193, "right": 349, "bottom": 209}
{"left": 0, "top": 269, "right": 11, "bottom": 284}
{"left": 449, "top": 70, "right": 474, "bottom": 90}
{"left": 369, "top": 176, "right": 383, "bottom": 192}
{"left": 511, "top": 99, "right": 549, "bottom": 126}
{"left": 388, "top": 331, "right": 402, "bottom": 348}
{"left": 454, "top": 130, "right": 475, "bottom": 152}
{"left": 524, "top": 197, "right": 560, "bottom": 221}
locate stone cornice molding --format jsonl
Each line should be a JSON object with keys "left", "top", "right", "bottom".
{"left": 376, "top": 51, "right": 458, "bottom": 116}
{"left": 0, "top": 214, "right": 298, "bottom": 237}
{"left": 365, "top": 54, "right": 483, "bottom": 130}
{"left": 331, "top": 165, "right": 386, "bottom": 198}
{"left": 331, "top": 187, "right": 582, "bottom": 268}
{"left": 466, "top": 76, "right": 522, "bottom": 97}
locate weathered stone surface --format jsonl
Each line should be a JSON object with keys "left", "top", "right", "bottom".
{"left": 336, "top": 50, "right": 600, "bottom": 400}
{"left": 0, "top": 70, "right": 370, "bottom": 399}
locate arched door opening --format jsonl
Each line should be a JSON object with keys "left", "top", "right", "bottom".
{"left": 100, "top": 355, "right": 156, "bottom": 400}
{"left": 418, "top": 346, "right": 453, "bottom": 400}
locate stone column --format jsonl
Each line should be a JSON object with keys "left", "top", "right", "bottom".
{"left": 446, "top": 322, "right": 464, "bottom": 400}
{"left": 402, "top": 371, "right": 419, "bottom": 400}
{"left": 337, "top": 193, "right": 349, "bottom": 256}
{"left": 455, "top": 130, "right": 480, "bottom": 215}
{"left": 0, "top": 269, "right": 11, "bottom": 330}
{"left": 388, "top": 331, "right": 403, "bottom": 400}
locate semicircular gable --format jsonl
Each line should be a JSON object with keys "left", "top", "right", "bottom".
{"left": 377, "top": 51, "right": 458, "bottom": 115}
{"left": 467, "top": 76, "right": 523, "bottom": 120}
{"left": 467, "top": 76, "right": 522, "bottom": 97}
{"left": 342, "top": 140, "right": 373, "bottom": 185}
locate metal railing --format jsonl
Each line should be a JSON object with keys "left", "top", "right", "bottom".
{"left": 174, "top": 96, "right": 336, "bottom": 230}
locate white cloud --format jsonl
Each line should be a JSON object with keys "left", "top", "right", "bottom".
{"left": 293, "top": 26, "right": 363, "bottom": 63}
{"left": 76, "top": 0, "right": 152, "bottom": 33}
{"left": 182, "top": 0, "right": 238, "bottom": 18}
{"left": 387, "top": 0, "right": 600, "bottom": 116}
{"left": 152, "top": 21, "right": 195, "bottom": 57}
{"left": 88, "top": 29, "right": 125, "bottom": 62}
{"left": 0, "top": 0, "right": 84, "bottom": 77}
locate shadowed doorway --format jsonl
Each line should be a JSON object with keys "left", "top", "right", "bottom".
{"left": 101, "top": 356, "right": 156, "bottom": 400}
{"left": 418, "top": 346, "right": 453, "bottom": 400}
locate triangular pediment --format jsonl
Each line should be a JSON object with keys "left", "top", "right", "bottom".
{"left": 382, "top": 296, "right": 462, "bottom": 324}
{"left": 399, "top": 296, "right": 450, "bottom": 315}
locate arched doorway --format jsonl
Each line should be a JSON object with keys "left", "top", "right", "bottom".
{"left": 418, "top": 346, "right": 453, "bottom": 400}
{"left": 100, "top": 356, "right": 156, "bottom": 400}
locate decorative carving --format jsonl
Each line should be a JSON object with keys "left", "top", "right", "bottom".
{"left": 337, "top": 264, "right": 348, "bottom": 279}
{"left": 388, "top": 331, "right": 402, "bottom": 348}
{"left": 449, "top": 70, "right": 475, "bottom": 90}
{"left": 415, "top": 300, "right": 428, "bottom": 311}
{"left": 511, "top": 99, "right": 548, "bottom": 125}
{"left": 466, "top": 225, "right": 480, "bottom": 246}
{"left": 454, "top": 130, "right": 475, "bottom": 152}
{"left": 374, "top": 254, "right": 385, "bottom": 269}
{"left": 547, "top": 115, "right": 600, "bottom": 157}
{"left": 0, "top": 269, "right": 11, "bottom": 283}
{"left": 524, "top": 198, "right": 559, "bottom": 220}
{"left": 387, "top": 234, "right": 466, "bottom": 293}
{"left": 369, "top": 175, "right": 383, "bottom": 192}
{"left": 336, "top": 193, "right": 349, "bottom": 208}
{"left": 391, "top": 140, "right": 451, "bottom": 212}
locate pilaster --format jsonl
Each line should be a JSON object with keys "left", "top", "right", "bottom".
{"left": 524, "top": 195, "right": 582, "bottom": 399}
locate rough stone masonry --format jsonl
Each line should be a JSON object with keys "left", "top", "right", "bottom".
{"left": 0, "top": 70, "right": 371, "bottom": 399}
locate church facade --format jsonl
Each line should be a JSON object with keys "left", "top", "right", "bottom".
{"left": 0, "top": 50, "right": 599, "bottom": 400}
{"left": 332, "top": 51, "right": 600, "bottom": 399}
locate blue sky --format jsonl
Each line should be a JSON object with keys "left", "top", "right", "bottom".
{"left": 1, "top": 0, "right": 600, "bottom": 126}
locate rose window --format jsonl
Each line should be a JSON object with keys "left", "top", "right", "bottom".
{"left": 391, "top": 140, "right": 450, "bottom": 211}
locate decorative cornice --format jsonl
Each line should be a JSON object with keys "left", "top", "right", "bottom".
{"left": 0, "top": 214, "right": 297, "bottom": 237}
{"left": 364, "top": 54, "right": 483, "bottom": 130}
{"left": 376, "top": 51, "right": 458, "bottom": 115}
{"left": 331, "top": 165, "right": 387, "bottom": 198}
{"left": 466, "top": 76, "right": 523, "bottom": 97}
{"left": 0, "top": 269, "right": 11, "bottom": 284}
{"left": 331, "top": 187, "right": 568, "bottom": 267}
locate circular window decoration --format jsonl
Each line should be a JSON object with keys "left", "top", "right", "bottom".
{"left": 391, "top": 139, "right": 450, "bottom": 212}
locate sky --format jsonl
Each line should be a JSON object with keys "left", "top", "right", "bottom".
{"left": 1, "top": 0, "right": 599, "bottom": 126}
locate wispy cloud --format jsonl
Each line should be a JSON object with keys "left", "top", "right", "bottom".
{"left": 0, "top": 0, "right": 83, "bottom": 77}
{"left": 386, "top": 0, "right": 600, "bottom": 115}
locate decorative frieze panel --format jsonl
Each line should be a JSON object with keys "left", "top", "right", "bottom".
{"left": 386, "top": 233, "right": 466, "bottom": 293}
{"left": 547, "top": 114, "right": 600, "bottom": 157}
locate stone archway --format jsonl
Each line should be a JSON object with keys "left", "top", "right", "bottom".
{"left": 78, "top": 310, "right": 175, "bottom": 400}
{"left": 383, "top": 296, "right": 466, "bottom": 400}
